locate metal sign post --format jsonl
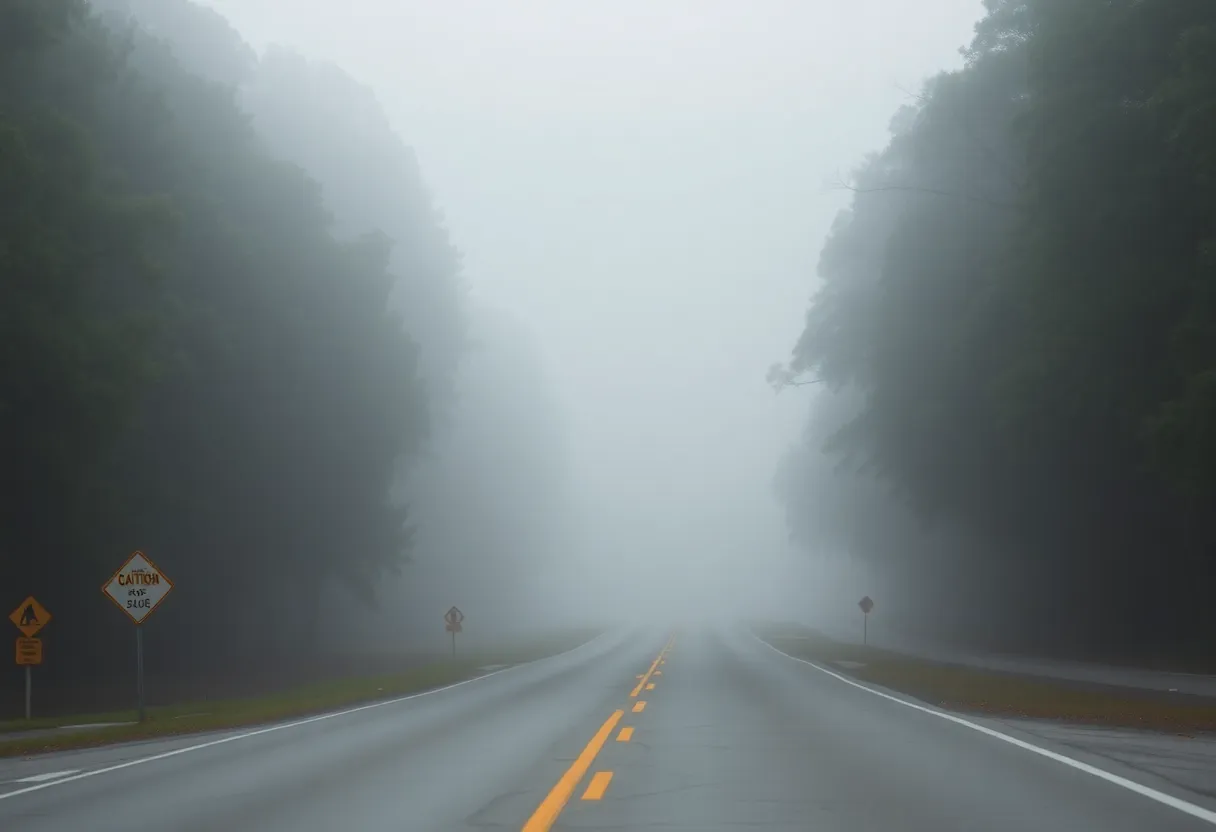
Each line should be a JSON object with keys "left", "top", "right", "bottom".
{"left": 16, "top": 640, "right": 43, "bottom": 719}
{"left": 10, "top": 597, "right": 50, "bottom": 720}
{"left": 136, "top": 626, "right": 146, "bottom": 722}
{"left": 102, "top": 551, "right": 174, "bottom": 722}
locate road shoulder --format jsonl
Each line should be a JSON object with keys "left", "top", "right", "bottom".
{"left": 0, "top": 628, "right": 607, "bottom": 759}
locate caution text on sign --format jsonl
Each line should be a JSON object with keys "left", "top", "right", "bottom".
{"left": 102, "top": 551, "right": 174, "bottom": 624}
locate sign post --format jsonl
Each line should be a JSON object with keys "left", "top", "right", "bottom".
{"left": 858, "top": 596, "right": 875, "bottom": 646}
{"left": 9, "top": 597, "right": 50, "bottom": 720}
{"left": 102, "top": 551, "right": 174, "bottom": 722}
{"left": 136, "top": 626, "right": 145, "bottom": 722}
{"left": 444, "top": 606, "right": 464, "bottom": 657}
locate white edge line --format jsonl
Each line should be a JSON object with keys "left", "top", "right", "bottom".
{"left": 14, "top": 770, "right": 80, "bottom": 784}
{"left": 0, "top": 629, "right": 616, "bottom": 802}
{"left": 751, "top": 631, "right": 1216, "bottom": 826}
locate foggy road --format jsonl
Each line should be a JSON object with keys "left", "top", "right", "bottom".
{"left": 0, "top": 627, "right": 1214, "bottom": 832}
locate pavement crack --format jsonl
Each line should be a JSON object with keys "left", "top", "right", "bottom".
{"left": 464, "top": 786, "right": 532, "bottom": 827}
{"left": 624, "top": 780, "right": 727, "bottom": 799}
{"left": 1040, "top": 736, "right": 1216, "bottom": 799}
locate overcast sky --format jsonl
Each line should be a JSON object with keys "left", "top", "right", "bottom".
{"left": 200, "top": 0, "right": 983, "bottom": 609}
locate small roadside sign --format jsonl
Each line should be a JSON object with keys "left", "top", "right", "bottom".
{"left": 445, "top": 607, "right": 464, "bottom": 655}
{"left": 102, "top": 550, "right": 174, "bottom": 723}
{"left": 9, "top": 600, "right": 50, "bottom": 720}
{"left": 9, "top": 596, "right": 51, "bottom": 638}
{"left": 858, "top": 596, "right": 875, "bottom": 646}
{"left": 102, "top": 550, "right": 174, "bottom": 624}
{"left": 15, "top": 638, "right": 41, "bottom": 666}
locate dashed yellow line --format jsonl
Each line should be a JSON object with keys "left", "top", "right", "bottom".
{"left": 521, "top": 634, "right": 672, "bottom": 830}
{"left": 630, "top": 636, "right": 674, "bottom": 697}
{"left": 521, "top": 710, "right": 624, "bottom": 832}
{"left": 581, "top": 771, "right": 613, "bottom": 800}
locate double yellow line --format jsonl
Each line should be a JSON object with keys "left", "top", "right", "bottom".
{"left": 521, "top": 635, "right": 675, "bottom": 832}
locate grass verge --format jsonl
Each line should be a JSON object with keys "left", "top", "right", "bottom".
{"left": 0, "top": 627, "right": 602, "bottom": 758}
{"left": 752, "top": 621, "right": 1216, "bottom": 735}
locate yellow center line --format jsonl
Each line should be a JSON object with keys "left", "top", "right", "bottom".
{"left": 630, "top": 635, "right": 675, "bottom": 697}
{"left": 522, "top": 709, "right": 624, "bottom": 832}
{"left": 521, "top": 634, "right": 674, "bottom": 830}
{"left": 581, "top": 771, "right": 614, "bottom": 800}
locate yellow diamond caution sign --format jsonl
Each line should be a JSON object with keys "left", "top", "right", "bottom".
{"left": 9, "top": 596, "right": 51, "bottom": 638}
{"left": 102, "top": 551, "right": 174, "bottom": 624}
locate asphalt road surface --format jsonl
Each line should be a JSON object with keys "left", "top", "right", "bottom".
{"left": 1, "top": 626, "right": 1215, "bottom": 831}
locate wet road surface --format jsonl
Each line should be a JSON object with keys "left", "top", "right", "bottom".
{"left": 1, "top": 625, "right": 1214, "bottom": 831}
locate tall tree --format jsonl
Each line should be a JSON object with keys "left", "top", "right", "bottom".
{"left": 777, "top": 0, "right": 1216, "bottom": 659}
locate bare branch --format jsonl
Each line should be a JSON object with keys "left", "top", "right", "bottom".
{"left": 767, "top": 362, "right": 824, "bottom": 393}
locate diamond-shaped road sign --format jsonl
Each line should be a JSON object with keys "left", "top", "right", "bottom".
{"left": 445, "top": 609, "right": 465, "bottom": 645}
{"left": 102, "top": 551, "right": 174, "bottom": 624}
{"left": 9, "top": 596, "right": 51, "bottom": 638}
{"left": 858, "top": 596, "right": 874, "bottom": 615}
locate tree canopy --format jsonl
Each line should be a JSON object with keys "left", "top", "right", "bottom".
{"left": 0, "top": 0, "right": 462, "bottom": 693}
{"left": 1, "top": 1, "right": 576, "bottom": 709}
{"left": 776, "top": 0, "right": 1216, "bottom": 660}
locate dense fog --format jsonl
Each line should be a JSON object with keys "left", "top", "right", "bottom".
{"left": 6, "top": 0, "right": 1216, "bottom": 713}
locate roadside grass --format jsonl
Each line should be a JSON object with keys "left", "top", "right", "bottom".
{"left": 470, "top": 627, "right": 604, "bottom": 666}
{"left": 751, "top": 621, "right": 1216, "bottom": 735}
{"left": 0, "top": 628, "right": 602, "bottom": 758}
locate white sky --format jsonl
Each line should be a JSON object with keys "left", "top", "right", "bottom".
{"left": 201, "top": 0, "right": 983, "bottom": 610}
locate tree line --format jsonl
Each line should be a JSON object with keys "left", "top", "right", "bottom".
{"left": 1, "top": 0, "right": 474, "bottom": 691}
{"left": 775, "top": 0, "right": 1216, "bottom": 662}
